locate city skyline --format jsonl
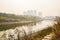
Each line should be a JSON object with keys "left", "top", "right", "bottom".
{"left": 0, "top": 0, "right": 60, "bottom": 16}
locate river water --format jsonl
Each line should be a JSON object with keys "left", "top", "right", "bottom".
{"left": 0, "top": 20, "right": 56, "bottom": 40}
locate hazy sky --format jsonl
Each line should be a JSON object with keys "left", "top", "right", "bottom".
{"left": 0, "top": 0, "right": 60, "bottom": 16}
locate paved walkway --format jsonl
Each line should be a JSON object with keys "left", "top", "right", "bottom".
{"left": 42, "top": 33, "right": 55, "bottom": 40}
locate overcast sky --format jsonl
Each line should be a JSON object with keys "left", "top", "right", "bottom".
{"left": 0, "top": 0, "right": 60, "bottom": 16}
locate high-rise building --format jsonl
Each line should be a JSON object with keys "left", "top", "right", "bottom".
{"left": 23, "top": 10, "right": 42, "bottom": 17}
{"left": 38, "top": 12, "right": 42, "bottom": 17}
{"left": 23, "top": 10, "right": 37, "bottom": 16}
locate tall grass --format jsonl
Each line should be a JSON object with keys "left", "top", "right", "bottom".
{"left": 51, "top": 18, "right": 60, "bottom": 40}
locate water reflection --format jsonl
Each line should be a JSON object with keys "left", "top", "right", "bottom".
{"left": 0, "top": 20, "right": 56, "bottom": 40}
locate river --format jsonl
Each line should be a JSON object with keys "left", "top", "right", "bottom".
{"left": 0, "top": 20, "right": 56, "bottom": 40}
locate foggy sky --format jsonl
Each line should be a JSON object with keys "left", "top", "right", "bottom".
{"left": 0, "top": 0, "right": 60, "bottom": 16}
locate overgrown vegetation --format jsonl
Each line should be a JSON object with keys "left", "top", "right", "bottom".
{"left": 51, "top": 16, "right": 60, "bottom": 40}
{"left": 32, "top": 27, "right": 52, "bottom": 40}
